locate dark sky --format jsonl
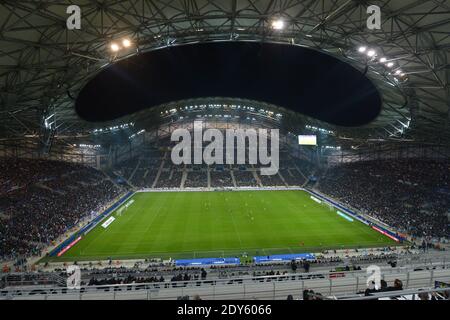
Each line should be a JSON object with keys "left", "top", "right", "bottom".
{"left": 75, "top": 41, "right": 381, "bottom": 126}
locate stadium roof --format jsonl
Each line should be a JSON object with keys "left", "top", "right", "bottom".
{"left": 75, "top": 41, "right": 383, "bottom": 127}
{"left": 0, "top": 0, "right": 449, "bottom": 145}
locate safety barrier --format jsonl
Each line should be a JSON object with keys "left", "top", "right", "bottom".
{"left": 253, "top": 253, "right": 315, "bottom": 264}
{"left": 175, "top": 257, "right": 240, "bottom": 266}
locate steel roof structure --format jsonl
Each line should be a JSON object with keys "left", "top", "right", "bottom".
{"left": 0, "top": 0, "right": 449, "bottom": 147}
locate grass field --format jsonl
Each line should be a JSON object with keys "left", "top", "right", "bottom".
{"left": 52, "top": 190, "right": 397, "bottom": 262}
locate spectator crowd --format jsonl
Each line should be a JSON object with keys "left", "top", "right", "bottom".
{"left": 318, "top": 159, "right": 450, "bottom": 239}
{"left": 0, "top": 158, "right": 125, "bottom": 261}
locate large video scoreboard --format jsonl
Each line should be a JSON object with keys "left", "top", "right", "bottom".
{"left": 298, "top": 135, "right": 317, "bottom": 146}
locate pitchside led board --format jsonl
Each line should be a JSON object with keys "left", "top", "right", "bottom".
{"left": 298, "top": 135, "right": 317, "bottom": 146}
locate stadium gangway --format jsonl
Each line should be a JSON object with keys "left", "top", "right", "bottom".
{"left": 1, "top": 263, "right": 449, "bottom": 300}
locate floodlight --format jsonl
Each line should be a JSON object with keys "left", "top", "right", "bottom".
{"left": 110, "top": 43, "right": 120, "bottom": 52}
{"left": 272, "top": 19, "right": 285, "bottom": 30}
{"left": 122, "top": 39, "right": 131, "bottom": 47}
{"left": 367, "top": 50, "right": 376, "bottom": 57}
{"left": 358, "top": 46, "right": 367, "bottom": 53}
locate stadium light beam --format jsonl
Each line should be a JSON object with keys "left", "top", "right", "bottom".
{"left": 272, "top": 19, "right": 285, "bottom": 30}
{"left": 110, "top": 43, "right": 120, "bottom": 52}
{"left": 367, "top": 50, "right": 376, "bottom": 57}
{"left": 122, "top": 39, "right": 131, "bottom": 48}
{"left": 358, "top": 46, "right": 367, "bottom": 53}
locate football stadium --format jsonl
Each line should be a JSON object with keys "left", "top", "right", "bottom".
{"left": 0, "top": 0, "right": 449, "bottom": 303}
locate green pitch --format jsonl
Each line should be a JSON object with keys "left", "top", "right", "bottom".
{"left": 52, "top": 190, "right": 397, "bottom": 262}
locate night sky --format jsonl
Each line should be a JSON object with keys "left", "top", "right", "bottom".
{"left": 75, "top": 42, "right": 381, "bottom": 126}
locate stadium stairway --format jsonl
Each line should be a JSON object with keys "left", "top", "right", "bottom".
{"left": 207, "top": 167, "right": 211, "bottom": 188}
{"left": 230, "top": 170, "right": 237, "bottom": 187}
{"left": 294, "top": 164, "right": 308, "bottom": 182}
{"left": 101, "top": 170, "right": 126, "bottom": 189}
{"left": 35, "top": 183, "right": 64, "bottom": 195}
{"left": 128, "top": 159, "right": 141, "bottom": 183}
{"left": 277, "top": 171, "right": 289, "bottom": 187}
{"left": 252, "top": 169, "right": 263, "bottom": 187}
{"left": 152, "top": 160, "right": 166, "bottom": 188}
{"left": 180, "top": 169, "right": 187, "bottom": 189}
{"left": 286, "top": 169, "right": 297, "bottom": 185}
